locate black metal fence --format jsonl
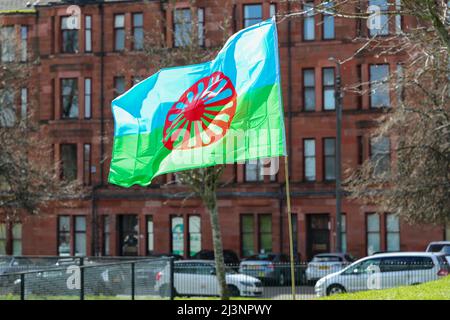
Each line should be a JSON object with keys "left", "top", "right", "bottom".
{"left": 2, "top": 256, "right": 447, "bottom": 300}
{"left": 0, "top": 256, "right": 173, "bottom": 300}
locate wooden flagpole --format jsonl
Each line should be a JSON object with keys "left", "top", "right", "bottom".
{"left": 284, "top": 155, "right": 296, "bottom": 300}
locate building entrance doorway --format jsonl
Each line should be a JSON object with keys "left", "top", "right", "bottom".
{"left": 306, "top": 214, "right": 330, "bottom": 260}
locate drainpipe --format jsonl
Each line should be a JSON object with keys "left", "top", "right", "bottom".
{"left": 329, "top": 57, "right": 343, "bottom": 253}
{"left": 280, "top": 0, "right": 294, "bottom": 255}
{"left": 91, "top": 2, "right": 105, "bottom": 256}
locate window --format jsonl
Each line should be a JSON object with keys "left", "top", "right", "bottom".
{"left": 258, "top": 215, "right": 272, "bottom": 254}
{"left": 58, "top": 216, "right": 71, "bottom": 256}
{"left": 303, "top": 69, "right": 316, "bottom": 111}
{"left": 171, "top": 216, "right": 184, "bottom": 256}
{"left": 322, "top": 68, "right": 335, "bottom": 110}
{"left": 74, "top": 216, "right": 86, "bottom": 256}
{"left": 367, "top": 213, "right": 381, "bottom": 255}
{"left": 84, "top": 78, "right": 91, "bottom": 119}
{"left": 1, "top": 26, "right": 15, "bottom": 62}
{"left": 21, "top": 88, "right": 27, "bottom": 120}
{"left": 146, "top": 216, "right": 154, "bottom": 255}
{"left": 386, "top": 214, "right": 400, "bottom": 252}
{"left": 357, "top": 136, "right": 364, "bottom": 165}
{"left": 0, "top": 223, "right": 6, "bottom": 255}
{"left": 83, "top": 144, "right": 91, "bottom": 185}
{"left": 303, "top": 2, "right": 315, "bottom": 40}
{"left": 0, "top": 89, "right": 15, "bottom": 127}
{"left": 369, "top": 0, "right": 389, "bottom": 36}
{"left": 114, "top": 76, "right": 126, "bottom": 97}
{"left": 85, "top": 16, "right": 92, "bottom": 52}
{"left": 0, "top": 223, "right": 23, "bottom": 255}
{"left": 396, "top": 63, "right": 404, "bottom": 103}
{"left": 21, "top": 26, "right": 28, "bottom": 61}
{"left": 291, "top": 213, "right": 298, "bottom": 254}
{"left": 61, "top": 17, "right": 79, "bottom": 53}
{"left": 197, "top": 8, "right": 205, "bottom": 46}
{"left": 12, "top": 223, "right": 22, "bottom": 255}
{"left": 380, "top": 257, "right": 410, "bottom": 272}
{"left": 241, "top": 215, "right": 255, "bottom": 257}
{"left": 303, "top": 139, "right": 316, "bottom": 181}
{"left": 245, "top": 159, "right": 275, "bottom": 182}
{"left": 370, "top": 136, "right": 390, "bottom": 176}
{"left": 103, "top": 215, "right": 110, "bottom": 256}
{"left": 114, "top": 14, "right": 125, "bottom": 51}
{"left": 323, "top": 138, "right": 336, "bottom": 181}
{"left": 370, "top": 64, "right": 390, "bottom": 108}
{"left": 357, "top": 64, "right": 363, "bottom": 109}
{"left": 344, "top": 258, "right": 381, "bottom": 275}
{"left": 245, "top": 160, "right": 262, "bottom": 182}
{"left": 132, "top": 76, "right": 143, "bottom": 86}
{"left": 395, "top": 0, "right": 402, "bottom": 33}
{"left": 60, "top": 144, "right": 77, "bottom": 181}
{"left": 133, "top": 13, "right": 144, "bottom": 50}
{"left": 61, "top": 78, "right": 79, "bottom": 119}
{"left": 174, "top": 8, "right": 192, "bottom": 47}
{"left": 341, "top": 214, "right": 347, "bottom": 253}
{"left": 270, "top": 3, "right": 277, "bottom": 18}
{"left": 58, "top": 216, "right": 86, "bottom": 256}
{"left": 323, "top": 1, "right": 335, "bottom": 39}
{"left": 244, "top": 4, "right": 262, "bottom": 28}
{"left": 189, "top": 216, "right": 201, "bottom": 257}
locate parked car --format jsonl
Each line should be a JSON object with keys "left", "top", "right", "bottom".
{"left": 134, "top": 255, "right": 179, "bottom": 288}
{"left": 192, "top": 250, "right": 240, "bottom": 266}
{"left": 239, "top": 253, "right": 305, "bottom": 286}
{"left": 315, "top": 252, "right": 450, "bottom": 297}
{"left": 155, "top": 260, "right": 263, "bottom": 297}
{"left": 0, "top": 256, "right": 53, "bottom": 294}
{"left": 13, "top": 261, "right": 131, "bottom": 297}
{"left": 426, "top": 241, "right": 450, "bottom": 254}
{"left": 305, "top": 253, "right": 354, "bottom": 284}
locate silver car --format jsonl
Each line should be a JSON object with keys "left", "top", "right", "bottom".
{"left": 315, "top": 252, "right": 449, "bottom": 297}
{"left": 305, "top": 253, "right": 354, "bottom": 284}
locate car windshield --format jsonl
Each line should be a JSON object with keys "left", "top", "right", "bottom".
{"left": 226, "top": 267, "right": 237, "bottom": 274}
{"left": 312, "top": 255, "right": 342, "bottom": 262}
{"left": 428, "top": 244, "right": 449, "bottom": 252}
{"left": 440, "top": 246, "right": 450, "bottom": 254}
{"left": 0, "top": 257, "right": 11, "bottom": 266}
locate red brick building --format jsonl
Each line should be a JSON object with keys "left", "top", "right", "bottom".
{"left": 0, "top": 0, "right": 448, "bottom": 260}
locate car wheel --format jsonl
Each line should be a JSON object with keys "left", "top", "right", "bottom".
{"left": 278, "top": 273, "right": 286, "bottom": 286}
{"left": 159, "top": 284, "right": 177, "bottom": 298}
{"left": 326, "top": 284, "right": 346, "bottom": 296}
{"left": 227, "top": 285, "right": 240, "bottom": 297}
{"left": 300, "top": 274, "right": 308, "bottom": 285}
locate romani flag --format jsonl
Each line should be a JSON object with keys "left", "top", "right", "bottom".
{"left": 109, "top": 18, "right": 286, "bottom": 187}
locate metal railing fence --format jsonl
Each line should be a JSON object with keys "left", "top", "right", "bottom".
{"left": 0, "top": 256, "right": 173, "bottom": 300}
{"left": 1, "top": 256, "right": 448, "bottom": 300}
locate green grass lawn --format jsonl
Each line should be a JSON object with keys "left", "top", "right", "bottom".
{"left": 322, "top": 276, "right": 450, "bottom": 300}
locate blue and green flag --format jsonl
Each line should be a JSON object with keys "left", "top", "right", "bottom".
{"left": 109, "top": 18, "right": 286, "bottom": 187}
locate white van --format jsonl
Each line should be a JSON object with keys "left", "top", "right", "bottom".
{"left": 315, "top": 252, "right": 449, "bottom": 297}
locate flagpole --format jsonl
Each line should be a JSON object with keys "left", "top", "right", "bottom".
{"left": 284, "top": 155, "right": 296, "bottom": 300}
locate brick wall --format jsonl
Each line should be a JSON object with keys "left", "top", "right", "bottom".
{"left": 1, "top": 0, "right": 444, "bottom": 260}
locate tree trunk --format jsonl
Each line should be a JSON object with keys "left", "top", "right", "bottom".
{"left": 204, "top": 189, "right": 229, "bottom": 300}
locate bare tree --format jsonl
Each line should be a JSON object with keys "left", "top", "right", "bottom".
{"left": 124, "top": 1, "right": 233, "bottom": 299}
{"left": 0, "top": 22, "right": 83, "bottom": 246}
{"left": 286, "top": 1, "right": 450, "bottom": 225}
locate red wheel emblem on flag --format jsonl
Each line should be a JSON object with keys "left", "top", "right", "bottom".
{"left": 163, "top": 71, "right": 237, "bottom": 150}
